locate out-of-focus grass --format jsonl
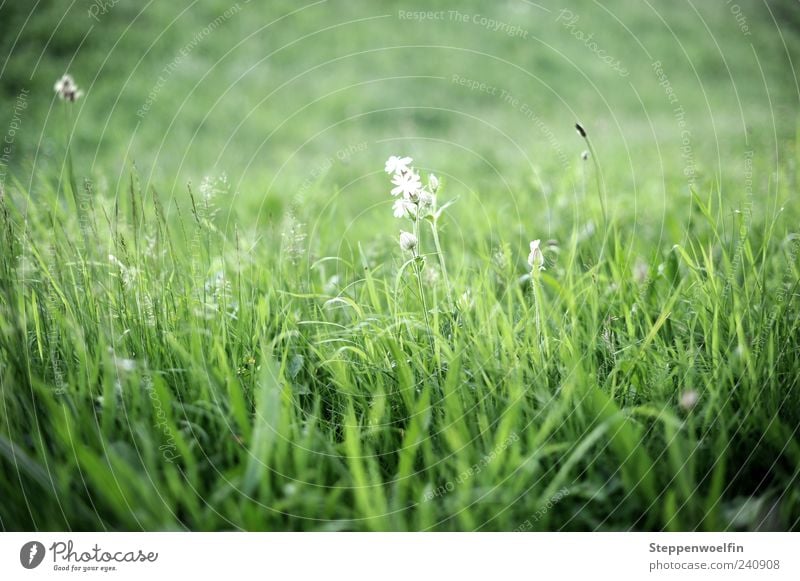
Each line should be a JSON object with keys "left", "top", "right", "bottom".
{"left": 1, "top": 0, "right": 797, "bottom": 201}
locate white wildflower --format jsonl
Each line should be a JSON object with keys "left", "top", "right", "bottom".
{"left": 115, "top": 357, "right": 136, "bottom": 373}
{"left": 108, "top": 347, "right": 136, "bottom": 373}
{"left": 457, "top": 289, "right": 474, "bottom": 311}
{"left": 54, "top": 74, "right": 83, "bottom": 102}
{"left": 399, "top": 231, "right": 418, "bottom": 253}
{"left": 528, "top": 239, "right": 545, "bottom": 271}
{"left": 391, "top": 170, "right": 422, "bottom": 198}
{"left": 679, "top": 389, "right": 699, "bottom": 411}
{"left": 324, "top": 275, "right": 341, "bottom": 294}
{"left": 393, "top": 197, "right": 415, "bottom": 219}
{"left": 385, "top": 155, "right": 413, "bottom": 175}
{"left": 633, "top": 259, "right": 649, "bottom": 284}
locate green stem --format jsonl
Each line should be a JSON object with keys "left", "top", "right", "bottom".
{"left": 530, "top": 274, "right": 549, "bottom": 360}
{"left": 583, "top": 137, "right": 607, "bottom": 228}
{"left": 63, "top": 103, "right": 79, "bottom": 211}
{"left": 413, "top": 210, "right": 434, "bottom": 351}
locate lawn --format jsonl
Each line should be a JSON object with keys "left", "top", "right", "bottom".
{"left": 0, "top": 0, "right": 799, "bottom": 531}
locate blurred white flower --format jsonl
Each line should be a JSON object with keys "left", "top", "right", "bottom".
{"left": 679, "top": 389, "right": 699, "bottom": 411}
{"left": 114, "top": 357, "right": 136, "bottom": 373}
{"left": 54, "top": 74, "right": 83, "bottom": 102}
{"left": 528, "top": 239, "right": 545, "bottom": 271}
{"left": 393, "top": 198, "right": 415, "bottom": 218}
{"left": 633, "top": 259, "right": 649, "bottom": 284}
{"left": 457, "top": 289, "right": 474, "bottom": 310}
{"left": 399, "top": 231, "right": 418, "bottom": 252}
{"left": 385, "top": 155, "right": 413, "bottom": 175}
{"left": 428, "top": 173, "right": 440, "bottom": 192}
{"left": 54, "top": 74, "right": 74, "bottom": 93}
{"left": 324, "top": 274, "right": 341, "bottom": 294}
{"left": 391, "top": 170, "right": 422, "bottom": 198}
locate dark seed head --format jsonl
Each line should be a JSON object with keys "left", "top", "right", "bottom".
{"left": 575, "top": 123, "right": 587, "bottom": 138}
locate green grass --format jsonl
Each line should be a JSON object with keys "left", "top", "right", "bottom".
{"left": 1, "top": 148, "right": 799, "bottom": 530}
{"left": 0, "top": 0, "right": 799, "bottom": 531}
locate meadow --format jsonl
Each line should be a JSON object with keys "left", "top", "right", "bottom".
{"left": 0, "top": 0, "right": 799, "bottom": 531}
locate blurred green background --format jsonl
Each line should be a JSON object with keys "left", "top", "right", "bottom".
{"left": 1, "top": 0, "right": 798, "bottom": 231}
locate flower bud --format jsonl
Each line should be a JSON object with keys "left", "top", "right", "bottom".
{"left": 399, "top": 231, "right": 418, "bottom": 252}
{"left": 528, "top": 239, "right": 545, "bottom": 271}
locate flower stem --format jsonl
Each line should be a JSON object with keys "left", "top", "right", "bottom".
{"left": 413, "top": 212, "right": 434, "bottom": 350}
{"left": 63, "top": 103, "right": 79, "bottom": 210}
{"left": 580, "top": 133, "right": 607, "bottom": 229}
{"left": 530, "top": 274, "right": 549, "bottom": 360}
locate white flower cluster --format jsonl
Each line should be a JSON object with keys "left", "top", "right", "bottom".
{"left": 385, "top": 155, "right": 441, "bottom": 253}
{"left": 385, "top": 155, "right": 439, "bottom": 222}
{"left": 54, "top": 74, "right": 83, "bottom": 102}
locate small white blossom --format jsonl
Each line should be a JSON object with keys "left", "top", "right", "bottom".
{"left": 528, "top": 239, "right": 545, "bottom": 271}
{"left": 54, "top": 74, "right": 74, "bottom": 94}
{"left": 54, "top": 74, "right": 83, "bottom": 102}
{"left": 428, "top": 173, "right": 440, "bottom": 192}
{"left": 679, "top": 389, "right": 699, "bottom": 411}
{"left": 393, "top": 198, "right": 415, "bottom": 218}
{"left": 324, "top": 275, "right": 341, "bottom": 294}
{"left": 457, "top": 289, "right": 474, "bottom": 310}
{"left": 633, "top": 259, "right": 649, "bottom": 284}
{"left": 391, "top": 170, "right": 422, "bottom": 198}
{"left": 385, "top": 155, "right": 413, "bottom": 175}
{"left": 114, "top": 356, "right": 136, "bottom": 373}
{"left": 399, "top": 231, "right": 418, "bottom": 252}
